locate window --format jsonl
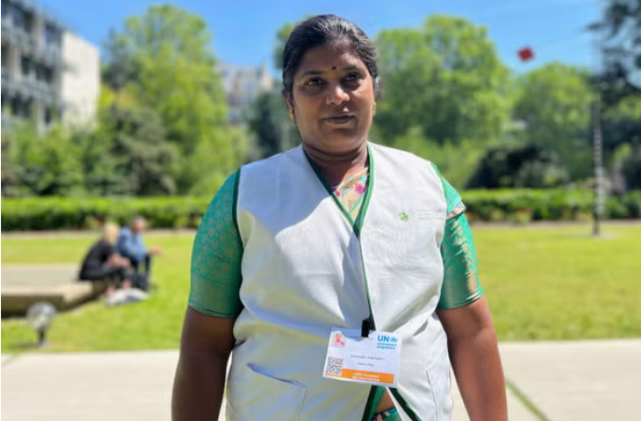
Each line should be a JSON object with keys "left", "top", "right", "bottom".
{"left": 20, "top": 55, "right": 31, "bottom": 77}
{"left": 35, "top": 64, "right": 53, "bottom": 84}
{"left": 10, "top": 97, "right": 31, "bottom": 118}
{"left": 1, "top": 46, "right": 7, "bottom": 70}
{"left": 22, "top": 99, "right": 32, "bottom": 119}
{"left": 10, "top": 4, "right": 31, "bottom": 32}
{"left": 2, "top": 1, "right": 10, "bottom": 19}
{"left": 45, "top": 24, "right": 60, "bottom": 47}
{"left": 44, "top": 106, "right": 53, "bottom": 124}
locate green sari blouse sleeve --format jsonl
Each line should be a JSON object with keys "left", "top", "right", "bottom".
{"left": 431, "top": 164, "right": 484, "bottom": 309}
{"left": 188, "top": 169, "right": 244, "bottom": 318}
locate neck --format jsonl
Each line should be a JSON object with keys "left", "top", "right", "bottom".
{"left": 304, "top": 141, "right": 369, "bottom": 186}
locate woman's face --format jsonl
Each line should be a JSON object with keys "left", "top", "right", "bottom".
{"left": 288, "top": 41, "right": 375, "bottom": 154}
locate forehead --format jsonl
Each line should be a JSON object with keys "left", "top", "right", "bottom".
{"left": 295, "top": 41, "right": 366, "bottom": 77}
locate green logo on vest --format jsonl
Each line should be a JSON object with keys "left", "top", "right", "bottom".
{"left": 399, "top": 212, "right": 409, "bottom": 222}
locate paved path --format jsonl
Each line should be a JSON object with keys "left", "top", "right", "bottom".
{"left": 2, "top": 340, "right": 639, "bottom": 421}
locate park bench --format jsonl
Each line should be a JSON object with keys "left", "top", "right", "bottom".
{"left": 1, "top": 265, "right": 107, "bottom": 316}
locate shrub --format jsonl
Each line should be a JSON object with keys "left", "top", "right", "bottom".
{"left": 1, "top": 190, "right": 639, "bottom": 232}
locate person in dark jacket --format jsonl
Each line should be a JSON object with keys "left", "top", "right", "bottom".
{"left": 79, "top": 222, "right": 132, "bottom": 297}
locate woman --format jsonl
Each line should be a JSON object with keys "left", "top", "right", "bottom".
{"left": 173, "top": 15, "right": 507, "bottom": 421}
{"left": 79, "top": 222, "right": 132, "bottom": 297}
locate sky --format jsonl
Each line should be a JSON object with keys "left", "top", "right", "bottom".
{"left": 42, "top": 0, "right": 603, "bottom": 75}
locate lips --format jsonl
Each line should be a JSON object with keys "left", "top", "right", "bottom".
{"left": 324, "top": 115, "right": 355, "bottom": 125}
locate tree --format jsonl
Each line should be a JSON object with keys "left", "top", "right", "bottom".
{"left": 2, "top": 124, "right": 85, "bottom": 196}
{"left": 100, "top": 106, "right": 178, "bottom": 196}
{"left": 102, "top": 5, "right": 242, "bottom": 192}
{"left": 621, "top": 146, "right": 641, "bottom": 190}
{"left": 272, "top": 16, "right": 313, "bottom": 72}
{"left": 467, "top": 144, "right": 568, "bottom": 189}
{"left": 512, "top": 63, "right": 593, "bottom": 179}
{"left": 273, "top": 22, "right": 296, "bottom": 72}
{"left": 589, "top": 0, "right": 641, "bottom": 105}
{"left": 246, "top": 88, "right": 299, "bottom": 160}
{"left": 375, "top": 16, "right": 510, "bottom": 146}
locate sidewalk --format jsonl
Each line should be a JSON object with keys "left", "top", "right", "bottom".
{"left": 2, "top": 340, "right": 639, "bottom": 421}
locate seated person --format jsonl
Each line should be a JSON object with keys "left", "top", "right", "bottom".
{"left": 79, "top": 222, "right": 132, "bottom": 298}
{"left": 116, "top": 216, "right": 162, "bottom": 282}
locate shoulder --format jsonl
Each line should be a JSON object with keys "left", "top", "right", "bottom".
{"left": 98, "top": 239, "right": 115, "bottom": 251}
{"left": 238, "top": 145, "right": 302, "bottom": 181}
{"left": 368, "top": 142, "right": 439, "bottom": 178}
{"left": 117, "top": 228, "right": 132, "bottom": 241}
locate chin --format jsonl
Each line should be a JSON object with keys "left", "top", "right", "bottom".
{"left": 321, "top": 132, "right": 365, "bottom": 152}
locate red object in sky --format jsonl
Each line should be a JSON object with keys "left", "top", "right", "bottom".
{"left": 518, "top": 47, "right": 534, "bottom": 62}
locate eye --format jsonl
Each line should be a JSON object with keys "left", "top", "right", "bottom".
{"left": 344, "top": 73, "right": 364, "bottom": 82}
{"left": 305, "top": 77, "right": 324, "bottom": 86}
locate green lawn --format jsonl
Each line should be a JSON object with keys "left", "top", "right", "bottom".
{"left": 2, "top": 224, "right": 640, "bottom": 353}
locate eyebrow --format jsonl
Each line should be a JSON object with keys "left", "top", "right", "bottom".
{"left": 299, "top": 65, "right": 361, "bottom": 78}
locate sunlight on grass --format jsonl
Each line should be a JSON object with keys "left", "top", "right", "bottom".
{"left": 2, "top": 224, "right": 640, "bottom": 353}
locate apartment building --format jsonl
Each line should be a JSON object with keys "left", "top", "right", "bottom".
{"left": 1, "top": 0, "right": 99, "bottom": 129}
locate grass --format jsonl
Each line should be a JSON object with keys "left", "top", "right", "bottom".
{"left": 2, "top": 224, "right": 640, "bottom": 353}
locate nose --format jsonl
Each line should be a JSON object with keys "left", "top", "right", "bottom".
{"left": 326, "top": 82, "right": 349, "bottom": 105}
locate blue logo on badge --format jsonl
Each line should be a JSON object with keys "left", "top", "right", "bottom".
{"left": 377, "top": 335, "right": 398, "bottom": 350}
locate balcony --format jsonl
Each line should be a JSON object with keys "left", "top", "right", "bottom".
{"left": 1, "top": 20, "right": 37, "bottom": 51}
{"left": 2, "top": 11, "right": 65, "bottom": 69}
{"left": 2, "top": 74, "right": 62, "bottom": 106}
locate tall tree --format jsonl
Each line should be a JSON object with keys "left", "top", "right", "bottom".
{"left": 101, "top": 106, "right": 178, "bottom": 196}
{"left": 375, "top": 15, "right": 510, "bottom": 146}
{"left": 589, "top": 0, "right": 641, "bottom": 105}
{"left": 102, "top": 5, "right": 242, "bottom": 193}
{"left": 273, "top": 22, "right": 296, "bottom": 73}
{"left": 272, "top": 16, "right": 313, "bottom": 72}
{"left": 246, "top": 88, "right": 299, "bottom": 160}
{"left": 512, "top": 63, "right": 593, "bottom": 179}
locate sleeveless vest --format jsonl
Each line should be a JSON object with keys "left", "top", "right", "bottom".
{"left": 226, "top": 143, "right": 453, "bottom": 421}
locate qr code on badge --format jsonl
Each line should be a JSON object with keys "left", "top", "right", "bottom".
{"left": 325, "top": 357, "right": 343, "bottom": 376}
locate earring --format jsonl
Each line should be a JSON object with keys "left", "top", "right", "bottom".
{"left": 373, "top": 100, "right": 377, "bottom": 115}
{"left": 289, "top": 109, "right": 295, "bottom": 121}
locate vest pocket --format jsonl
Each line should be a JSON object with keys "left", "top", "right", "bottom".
{"left": 230, "top": 363, "right": 306, "bottom": 421}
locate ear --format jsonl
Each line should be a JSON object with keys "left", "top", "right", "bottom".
{"left": 282, "top": 88, "right": 294, "bottom": 113}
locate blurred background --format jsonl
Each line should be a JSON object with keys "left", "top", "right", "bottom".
{"left": 1, "top": 1, "right": 640, "bottom": 420}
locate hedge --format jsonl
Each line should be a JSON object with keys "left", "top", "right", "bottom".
{"left": 2, "top": 190, "right": 640, "bottom": 231}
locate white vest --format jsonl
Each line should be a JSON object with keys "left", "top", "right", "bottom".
{"left": 227, "top": 143, "right": 453, "bottom": 421}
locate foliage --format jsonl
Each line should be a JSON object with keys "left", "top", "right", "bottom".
{"left": 2, "top": 191, "right": 639, "bottom": 232}
{"left": 1, "top": 124, "right": 85, "bottom": 197}
{"left": 102, "top": 4, "right": 240, "bottom": 193}
{"left": 589, "top": 0, "right": 641, "bottom": 104}
{"left": 246, "top": 89, "right": 299, "bottom": 160}
{"left": 621, "top": 146, "right": 641, "bottom": 190}
{"left": 1, "top": 197, "right": 211, "bottom": 231}
{"left": 601, "top": 95, "right": 641, "bottom": 154}
{"left": 467, "top": 144, "right": 569, "bottom": 190}
{"left": 99, "top": 106, "right": 178, "bottom": 196}
{"left": 272, "top": 16, "right": 314, "bottom": 72}
{"left": 512, "top": 63, "right": 593, "bottom": 180}
{"left": 392, "top": 128, "right": 485, "bottom": 189}
{"left": 273, "top": 21, "right": 296, "bottom": 72}
{"left": 375, "top": 15, "right": 510, "bottom": 146}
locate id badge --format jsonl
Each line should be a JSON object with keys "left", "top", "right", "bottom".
{"left": 322, "top": 328, "right": 401, "bottom": 387}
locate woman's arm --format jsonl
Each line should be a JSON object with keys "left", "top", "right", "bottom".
{"left": 172, "top": 170, "right": 243, "bottom": 420}
{"left": 438, "top": 297, "right": 507, "bottom": 421}
{"left": 172, "top": 308, "right": 235, "bottom": 421}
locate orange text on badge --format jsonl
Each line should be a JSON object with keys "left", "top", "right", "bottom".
{"left": 327, "top": 368, "right": 395, "bottom": 384}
